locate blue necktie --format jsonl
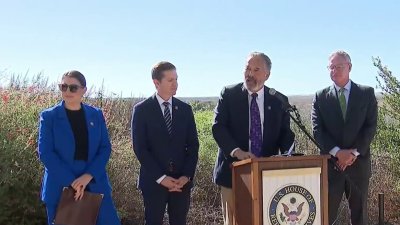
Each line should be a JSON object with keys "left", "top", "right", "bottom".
{"left": 163, "top": 102, "right": 172, "bottom": 135}
{"left": 250, "top": 93, "right": 262, "bottom": 157}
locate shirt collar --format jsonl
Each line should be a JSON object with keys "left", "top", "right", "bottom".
{"left": 246, "top": 86, "right": 265, "bottom": 99}
{"left": 334, "top": 80, "right": 352, "bottom": 92}
{"left": 156, "top": 93, "right": 172, "bottom": 106}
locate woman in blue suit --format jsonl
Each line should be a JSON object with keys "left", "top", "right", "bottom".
{"left": 38, "top": 70, "right": 121, "bottom": 225}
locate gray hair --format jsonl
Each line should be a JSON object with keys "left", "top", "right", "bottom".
{"left": 248, "top": 51, "right": 272, "bottom": 70}
{"left": 329, "top": 50, "right": 351, "bottom": 63}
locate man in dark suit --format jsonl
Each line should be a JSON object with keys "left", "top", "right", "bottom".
{"left": 212, "top": 52, "right": 295, "bottom": 225}
{"left": 311, "top": 50, "right": 377, "bottom": 225}
{"left": 131, "top": 61, "right": 199, "bottom": 225}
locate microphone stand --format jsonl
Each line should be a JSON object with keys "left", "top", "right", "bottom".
{"left": 285, "top": 105, "right": 323, "bottom": 152}
{"left": 284, "top": 104, "right": 362, "bottom": 194}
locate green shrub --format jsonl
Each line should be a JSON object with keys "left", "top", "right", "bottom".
{"left": 0, "top": 85, "right": 58, "bottom": 225}
{"left": 372, "top": 57, "right": 400, "bottom": 189}
{"left": 370, "top": 57, "right": 400, "bottom": 222}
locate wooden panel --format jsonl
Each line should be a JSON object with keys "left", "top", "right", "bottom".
{"left": 321, "top": 156, "right": 329, "bottom": 225}
{"left": 233, "top": 163, "right": 253, "bottom": 225}
{"left": 252, "top": 161, "right": 260, "bottom": 225}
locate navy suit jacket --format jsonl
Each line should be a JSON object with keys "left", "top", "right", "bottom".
{"left": 311, "top": 81, "right": 377, "bottom": 177}
{"left": 38, "top": 101, "right": 113, "bottom": 204}
{"left": 131, "top": 94, "right": 199, "bottom": 189}
{"left": 212, "top": 83, "right": 295, "bottom": 188}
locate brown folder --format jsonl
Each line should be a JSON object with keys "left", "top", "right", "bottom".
{"left": 53, "top": 187, "right": 103, "bottom": 225}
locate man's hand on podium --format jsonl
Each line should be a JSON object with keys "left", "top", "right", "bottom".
{"left": 233, "top": 149, "right": 256, "bottom": 160}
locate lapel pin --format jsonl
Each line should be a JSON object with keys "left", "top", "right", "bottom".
{"left": 175, "top": 106, "right": 178, "bottom": 110}
{"left": 267, "top": 106, "right": 271, "bottom": 110}
{"left": 90, "top": 122, "right": 94, "bottom": 126}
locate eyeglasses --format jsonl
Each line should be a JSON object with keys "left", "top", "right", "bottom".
{"left": 58, "top": 83, "right": 84, "bottom": 93}
{"left": 327, "top": 63, "right": 348, "bottom": 71}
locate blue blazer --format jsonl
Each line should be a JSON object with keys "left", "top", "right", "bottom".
{"left": 212, "top": 83, "right": 295, "bottom": 188}
{"left": 131, "top": 94, "right": 199, "bottom": 189}
{"left": 38, "top": 101, "right": 112, "bottom": 205}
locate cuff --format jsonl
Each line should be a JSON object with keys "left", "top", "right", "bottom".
{"left": 230, "top": 148, "right": 240, "bottom": 157}
{"left": 156, "top": 175, "right": 167, "bottom": 184}
{"left": 351, "top": 149, "right": 360, "bottom": 157}
{"left": 286, "top": 142, "right": 295, "bottom": 155}
{"left": 329, "top": 146, "right": 340, "bottom": 157}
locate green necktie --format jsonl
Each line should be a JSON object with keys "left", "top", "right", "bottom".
{"left": 338, "top": 88, "right": 347, "bottom": 119}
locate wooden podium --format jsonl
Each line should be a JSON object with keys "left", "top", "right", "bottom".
{"left": 232, "top": 155, "right": 329, "bottom": 225}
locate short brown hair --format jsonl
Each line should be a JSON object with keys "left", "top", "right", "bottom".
{"left": 151, "top": 61, "right": 176, "bottom": 81}
{"left": 62, "top": 70, "right": 86, "bottom": 87}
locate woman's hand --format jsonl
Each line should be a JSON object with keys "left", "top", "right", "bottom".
{"left": 74, "top": 186, "right": 83, "bottom": 201}
{"left": 71, "top": 173, "right": 93, "bottom": 200}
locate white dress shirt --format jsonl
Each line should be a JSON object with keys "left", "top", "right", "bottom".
{"left": 230, "top": 87, "right": 265, "bottom": 156}
{"left": 155, "top": 93, "right": 173, "bottom": 183}
{"left": 330, "top": 80, "right": 360, "bottom": 157}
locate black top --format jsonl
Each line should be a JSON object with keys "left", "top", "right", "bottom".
{"left": 66, "top": 107, "right": 88, "bottom": 161}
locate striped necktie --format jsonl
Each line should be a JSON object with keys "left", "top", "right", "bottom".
{"left": 163, "top": 102, "right": 172, "bottom": 134}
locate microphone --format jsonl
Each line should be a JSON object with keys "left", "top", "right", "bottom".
{"left": 268, "top": 88, "right": 294, "bottom": 111}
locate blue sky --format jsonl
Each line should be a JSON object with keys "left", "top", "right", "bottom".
{"left": 1, "top": 0, "right": 399, "bottom": 97}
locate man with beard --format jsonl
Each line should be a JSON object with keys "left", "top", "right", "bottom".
{"left": 131, "top": 61, "right": 199, "bottom": 225}
{"left": 212, "top": 52, "right": 295, "bottom": 225}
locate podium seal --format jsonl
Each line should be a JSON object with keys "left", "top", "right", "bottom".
{"left": 269, "top": 185, "right": 316, "bottom": 225}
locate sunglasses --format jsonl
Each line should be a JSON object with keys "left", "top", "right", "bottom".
{"left": 58, "top": 83, "right": 84, "bottom": 93}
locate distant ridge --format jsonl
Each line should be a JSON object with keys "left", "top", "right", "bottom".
{"left": 178, "top": 97, "right": 219, "bottom": 102}
{"left": 130, "top": 92, "right": 382, "bottom": 105}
